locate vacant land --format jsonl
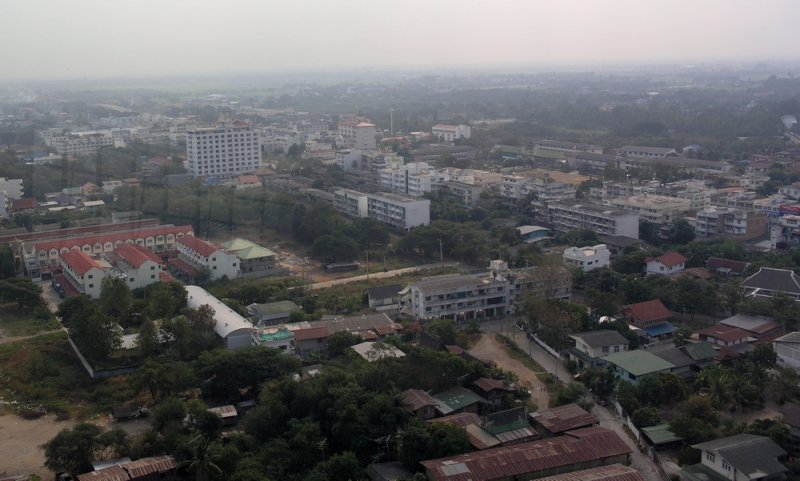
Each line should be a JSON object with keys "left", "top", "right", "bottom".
{"left": 0, "top": 303, "right": 59, "bottom": 338}
{"left": 0, "top": 414, "right": 76, "bottom": 479}
{"left": 469, "top": 333, "right": 550, "bottom": 409}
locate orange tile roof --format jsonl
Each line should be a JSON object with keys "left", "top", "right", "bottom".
{"left": 646, "top": 251, "right": 687, "bottom": 268}
{"left": 624, "top": 299, "right": 672, "bottom": 323}
{"left": 177, "top": 235, "right": 220, "bottom": 257}
{"left": 293, "top": 326, "right": 331, "bottom": 341}
{"left": 115, "top": 243, "right": 163, "bottom": 268}
{"left": 61, "top": 250, "right": 103, "bottom": 275}
{"left": 34, "top": 225, "right": 193, "bottom": 252}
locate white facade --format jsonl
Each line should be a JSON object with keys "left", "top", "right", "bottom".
{"left": 109, "top": 243, "right": 164, "bottom": 291}
{"left": 562, "top": 244, "right": 611, "bottom": 272}
{"left": 51, "top": 132, "right": 115, "bottom": 155}
{"left": 185, "top": 285, "right": 254, "bottom": 350}
{"left": 379, "top": 162, "right": 438, "bottom": 197}
{"left": 774, "top": 332, "right": 800, "bottom": 370}
{"left": 186, "top": 121, "right": 261, "bottom": 178}
{"left": 176, "top": 237, "right": 240, "bottom": 281}
{"left": 335, "top": 149, "right": 363, "bottom": 171}
{"left": 607, "top": 195, "right": 691, "bottom": 225}
{"left": 432, "top": 124, "right": 471, "bottom": 142}
{"left": 546, "top": 202, "right": 640, "bottom": 239}
{"left": 334, "top": 189, "right": 369, "bottom": 218}
{"left": 0, "top": 178, "right": 23, "bottom": 200}
{"left": 367, "top": 192, "right": 430, "bottom": 230}
{"left": 354, "top": 123, "right": 377, "bottom": 150}
{"left": 59, "top": 251, "right": 109, "bottom": 299}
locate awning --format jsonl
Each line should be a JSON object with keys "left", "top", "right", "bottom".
{"left": 644, "top": 322, "right": 675, "bottom": 337}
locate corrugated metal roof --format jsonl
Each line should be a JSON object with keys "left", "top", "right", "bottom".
{"left": 422, "top": 426, "right": 631, "bottom": 481}
{"left": 535, "top": 464, "right": 645, "bottom": 481}
{"left": 532, "top": 403, "right": 598, "bottom": 434}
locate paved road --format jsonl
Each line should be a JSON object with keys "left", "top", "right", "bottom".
{"left": 478, "top": 319, "right": 664, "bottom": 481}
{"left": 306, "top": 262, "right": 458, "bottom": 290}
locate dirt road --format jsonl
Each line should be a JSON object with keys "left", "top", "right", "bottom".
{"left": 307, "top": 263, "right": 458, "bottom": 290}
{"left": 468, "top": 334, "right": 550, "bottom": 409}
{"left": 0, "top": 414, "right": 75, "bottom": 478}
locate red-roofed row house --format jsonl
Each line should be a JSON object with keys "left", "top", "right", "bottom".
{"left": 176, "top": 236, "right": 239, "bottom": 281}
{"left": 22, "top": 224, "right": 193, "bottom": 277}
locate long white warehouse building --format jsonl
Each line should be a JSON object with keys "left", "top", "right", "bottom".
{"left": 185, "top": 285, "right": 254, "bottom": 350}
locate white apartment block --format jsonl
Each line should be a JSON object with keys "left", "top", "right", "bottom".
{"left": 59, "top": 250, "right": 109, "bottom": 299}
{"left": 186, "top": 120, "right": 260, "bottom": 178}
{"left": 334, "top": 189, "right": 369, "bottom": 218}
{"left": 432, "top": 124, "right": 471, "bottom": 142}
{"left": 779, "top": 182, "right": 800, "bottom": 201}
{"left": 51, "top": 132, "right": 115, "bottom": 156}
{"left": 618, "top": 146, "right": 678, "bottom": 158}
{"left": 337, "top": 116, "right": 370, "bottom": 148}
{"left": 400, "top": 260, "right": 570, "bottom": 321}
{"left": 176, "top": 236, "right": 239, "bottom": 280}
{"left": 0, "top": 178, "right": 23, "bottom": 200}
{"left": 336, "top": 149, "right": 363, "bottom": 171}
{"left": 546, "top": 201, "right": 640, "bottom": 239}
{"left": 354, "top": 122, "right": 377, "bottom": 150}
{"left": 367, "top": 192, "right": 430, "bottom": 230}
{"left": 771, "top": 215, "right": 800, "bottom": 248}
{"left": 607, "top": 195, "right": 691, "bottom": 225}
{"left": 695, "top": 206, "right": 768, "bottom": 239}
{"left": 442, "top": 181, "right": 484, "bottom": 209}
{"left": 562, "top": 244, "right": 611, "bottom": 272}
{"left": 380, "top": 162, "right": 438, "bottom": 197}
{"left": 502, "top": 172, "right": 580, "bottom": 202}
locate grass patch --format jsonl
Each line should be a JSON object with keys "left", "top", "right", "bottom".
{"left": 494, "top": 333, "right": 557, "bottom": 388}
{"left": 0, "top": 304, "right": 60, "bottom": 337}
{"left": 0, "top": 331, "right": 135, "bottom": 420}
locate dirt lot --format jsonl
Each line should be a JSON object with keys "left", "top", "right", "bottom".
{"left": 0, "top": 414, "right": 75, "bottom": 478}
{"left": 469, "top": 334, "right": 550, "bottom": 409}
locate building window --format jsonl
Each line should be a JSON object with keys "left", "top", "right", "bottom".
{"left": 722, "top": 461, "right": 730, "bottom": 471}
{"left": 706, "top": 453, "right": 715, "bottom": 463}
{"left": 89, "top": 284, "right": 94, "bottom": 288}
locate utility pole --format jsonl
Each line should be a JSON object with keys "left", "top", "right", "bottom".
{"left": 438, "top": 238, "right": 443, "bottom": 266}
{"left": 366, "top": 248, "right": 369, "bottom": 282}
{"left": 390, "top": 108, "right": 394, "bottom": 136}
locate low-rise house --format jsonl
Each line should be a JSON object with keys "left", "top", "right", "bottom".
{"left": 774, "top": 332, "right": 800, "bottom": 370}
{"left": 220, "top": 238, "right": 279, "bottom": 277}
{"left": 59, "top": 250, "right": 110, "bottom": 299}
{"left": 422, "top": 426, "right": 632, "bottom": 481}
{"left": 535, "top": 465, "right": 644, "bottom": 481}
{"left": 647, "top": 343, "right": 700, "bottom": 378}
{"left": 207, "top": 405, "right": 238, "bottom": 426}
{"left": 443, "top": 407, "right": 537, "bottom": 450}
{"left": 565, "top": 330, "right": 630, "bottom": 369}
{"left": 247, "top": 300, "right": 301, "bottom": 325}
{"left": 706, "top": 257, "right": 750, "bottom": 277}
{"left": 681, "top": 434, "right": 787, "bottom": 481}
{"left": 292, "top": 326, "right": 331, "bottom": 357}
{"left": 645, "top": 251, "right": 687, "bottom": 276}
{"left": 720, "top": 313, "right": 782, "bottom": 342}
{"left": 401, "top": 388, "right": 440, "bottom": 420}
{"left": 640, "top": 424, "right": 684, "bottom": 450}
{"left": 530, "top": 403, "right": 598, "bottom": 437}
{"left": 699, "top": 324, "right": 751, "bottom": 347}
{"left": 351, "top": 341, "right": 405, "bottom": 362}
{"left": 367, "top": 284, "right": 403, "bottom": 311}
{"left": 471, "top": 378, "right": 514, "bottom": 407}
{"left": 517, "top": 225, "right": 553, "bottom": 244}
{"left": 107, "top": 243, "right": 165, "bottom": 291}
{"left": 77, "top": 455, "right": 177, "bottom": 481}
{"left": 623, "top": 299, "right": 675, "bottom": 339}
{"left": 432, "top": 387, "right": 485, "bottom": 415}
{"left": 604, "top": 350, "right": 675, "bottom": 384}
{"left": 176, "top": 236, "right": 239, "bottom": 281}
{"left": 742, "top": 267, "right": 800, "bottom": 301}
{"left": 563, "top": 244, "right": 611, "bottom": 272}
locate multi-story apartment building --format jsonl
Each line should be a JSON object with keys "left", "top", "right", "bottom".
{"left": 432, "top": 124, "right": 471, "bottom": 142}
{"left": 353, "top": 122, "right": 377, "bottom": 150}
{"left": 337, "top": 116, "right": 370, "bottom": 148}
{"left": 0, "top": 178, "right": 23, "bottom": 200}
{"left": 545, "top": 201, "right": 639, "bottom": 239}
{"left": 618, "top": 146, "right": 678, "bottom": 158}
{"left": 501, "top": 170, "right": 585, "bottom": 201}
{"left": 771, "top": 215, "right": 800, "bottom": 248}
{"left": 400, "top": 260, "right": 571, "bottom": 321}
{"left": 367, "top": 192, "right": 430, "bottom": 230}
{"left": 695, "top": 206, "right": 768, "bottom": 239}
{"left": 333, "top": 189, "right": 369, "bottom": 218}
{"left": 186, "top": 119, "right": 260, "bottom": 178}
{"left": 51, "top": 132, "right": 116, "bottom": 156}
{"left": 176, "top": 236, "right": 239, "bottom": 280}
{"left": 534, "top": 139, "right": 604, "bottom": 156}
{"left": 606, "top": 195, "right": 691, "bottom": 225}
{"left": 620, "top": 156, "right": 732, "bottom": 175}
{"left": 380, "top": 162, "right": 438, "bottom": 197}
{"left": 442, "top": 181, "right": 483, "bottom": 209}
{"left": 59, "top": 250, "right": 109, "bottom": 299}
{"left": 334, "top": 189, "right": 430, "bottom": 230}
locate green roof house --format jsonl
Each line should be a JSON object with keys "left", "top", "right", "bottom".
{"left": 603, "top": 350, "right": 674, "bottom": 384}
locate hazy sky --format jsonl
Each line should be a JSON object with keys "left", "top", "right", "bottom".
{"left": 2, "top": 0, "right": 799, "bottom": 80}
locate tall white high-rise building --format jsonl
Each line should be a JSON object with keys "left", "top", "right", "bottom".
{"left": 186, "top": 120, "right": 261, "bottom": 178}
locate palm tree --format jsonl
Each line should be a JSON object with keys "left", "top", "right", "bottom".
{"left": 180, "top": 437, "right": 223, "bottom": 481}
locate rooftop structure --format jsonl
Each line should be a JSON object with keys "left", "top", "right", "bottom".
{"left": 185, "top": 285, "right": 253, "bottom": 350}
{"left": 563, "top": 244, "right": 611, "bottom": 272}
{"left": 531, "top": 403, "right": 598, "bottom": 435}
{"left": 604, "top": 350, "right": 675, "bottom": 383}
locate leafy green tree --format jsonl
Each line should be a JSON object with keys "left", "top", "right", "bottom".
{"left": 42, "top": 423, "right": 103, "bottom": 475}
{"left": 136, "top": 319, "right": 159, "bottom": 358}
{"left": 307, "top": 451, "right": 362, "bottom": 481}
{"left": 152, "top": 397, "right": 188, "bottom": 434}
{"left": 70, "top": 311, "right": 122, "bottom": 362}
{"left": 57, "top": 295, "right": 96, "bottom": 329}
{"left": 746, "top": 419, "right": 794, "bottom": 452}
{"left": 99, "top": 276, "right": 132, "bottom": 321}
{"left": 180, "top": 438, "right": 224, "bottom": 481}
{"left": 632, "top": 406, "right": 662, "bottom": 428}
{"left": 427, "top": 319, "right": 458, "bottom": 345}
{"left": 312, "top": 234, "right": 359, "bottom": 263}
{"left": 0, "top": 277, "right": 44, "bottom": 308}
{"left": 0, "top": 245, "right": 17, "bottom": 278}
{"left": 194, "top": 347, "right": 301, "bottom": 399}
{"left": 327, "top": 331, "right": 362, "bottom": 357}
{"left": 670, "top": 395, "right": 720, "bottom": 444}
